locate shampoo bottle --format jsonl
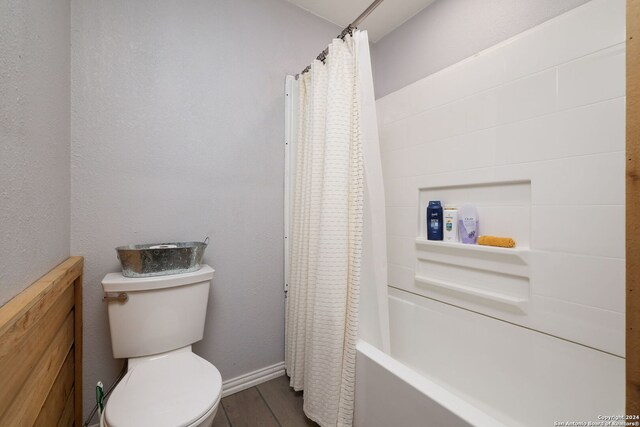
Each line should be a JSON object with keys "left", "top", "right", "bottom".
{"left": 427, "top": 201, "right": 443, "bottom": 241}
{"left": 443, "top": 205, "right": 458, "bottom": 242}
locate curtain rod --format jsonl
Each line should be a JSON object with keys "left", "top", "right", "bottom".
{"left": 297, "top": 0, "right": 385, "bottom": 77}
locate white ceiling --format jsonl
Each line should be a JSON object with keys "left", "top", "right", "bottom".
{"left": 287, "top": 0, "right": 436, "bottom": 42}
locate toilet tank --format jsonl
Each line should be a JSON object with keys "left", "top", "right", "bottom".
{"left": 102, "top": 265, "right": 214, "bottom": 358}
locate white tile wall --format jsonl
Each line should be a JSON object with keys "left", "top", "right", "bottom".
{"left": 532, "top": 251, "right": 624, "bottom": 312}
{"left": 385, "top": 207, "right": 418, "bottom": 238}
{"left": 376, "top": 0, "right": 625, "bottom": 126}
{"left": 532, "top": 205, "right": 625, "bottom": 258}
{"left": 556, "top": 98, "right": 626, "bottom": 154}
{"left": 386, "top": 236, "right": 415, "bottom": 268}
{"left": 558, "top": 43, "right": 626, "bottom": 110}
{"left": 378, "top": 1, "right": 625, "bottom": 422}
{"left": 379, "top": 0, "right": 625, "bottom": 355}
{"left": 531, "top": 152, "right": 625, "bottom": 205}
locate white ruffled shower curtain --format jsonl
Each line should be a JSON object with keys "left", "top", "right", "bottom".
{"left": 285, "top": 30, "right": 389, "bottom": 427}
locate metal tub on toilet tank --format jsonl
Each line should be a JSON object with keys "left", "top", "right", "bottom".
{"left": 115, "top": 238, "right": 209, "bottom": 278}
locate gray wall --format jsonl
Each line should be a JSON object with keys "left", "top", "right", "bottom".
{"left": 0, "top": 0, "right": 70, "bottom": 306}
{"left": 70, "top": 0, "right": 338, "bottom": 418}
{"left": 372, "top": 0, "right": 591, "bottom": 98}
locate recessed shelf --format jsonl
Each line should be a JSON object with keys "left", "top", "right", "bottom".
{"left": 418, "top": 179, "right": 531, "bottom": 248}
{"left": 415, "top": 238, "right": 529, "bottom": 264}
{"left": 414, "top": 274, "right": 529, "bottom": 308}
{"left": 414, "top": 179, "right": 532, "bottom": 312}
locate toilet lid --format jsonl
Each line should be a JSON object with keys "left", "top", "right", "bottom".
{"left": 105, "top": 352, "right": 222, "bottom": 427}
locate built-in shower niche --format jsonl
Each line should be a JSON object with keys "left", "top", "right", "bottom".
{"left": 415, "top": 180, "right": 531, "bottom": 311}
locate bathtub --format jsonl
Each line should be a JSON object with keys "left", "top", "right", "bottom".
{"left": 354, "top": 289, "right": 624, "bottom": 426}
{"left": 354, "top": 340, "right": 505, "bottom": 427}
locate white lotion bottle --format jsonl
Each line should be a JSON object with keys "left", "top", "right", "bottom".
{"left": 458, "top": 204, "right": 479, "bottom": 244}
{"left": 443, "top": 205, "right": 458, "bottom": 242}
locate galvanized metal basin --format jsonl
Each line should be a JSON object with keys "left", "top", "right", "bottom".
{"left": 115, "top": 238, "right": 209, "bottom": 278}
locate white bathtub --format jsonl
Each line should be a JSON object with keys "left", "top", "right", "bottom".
{"left": 354, "top": 340, "right": 505, "bottom": 427}
{"left": 355, "top": 290, "right": 624, "bottom": 426}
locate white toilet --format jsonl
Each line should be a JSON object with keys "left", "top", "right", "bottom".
{"left": 101, "top": 265, "right": 221, "bottom": 427}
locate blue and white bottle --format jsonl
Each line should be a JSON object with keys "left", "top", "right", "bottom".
{"left": 427, "top": 201, "right": 443, "bottom": 241}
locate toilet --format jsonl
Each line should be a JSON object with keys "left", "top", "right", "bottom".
{"left": 101, "top": 265, "right": 221, "bottom": 427}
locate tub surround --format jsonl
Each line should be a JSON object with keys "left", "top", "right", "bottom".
{"left": 375, "top": 0, "right": 625, "bottom": 423}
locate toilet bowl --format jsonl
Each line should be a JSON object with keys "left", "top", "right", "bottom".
{"left": 101, "top": 347, "right": 222, "bottom": 427}
{"left": 102, "top": 265, "right": 221, "bottom": 427}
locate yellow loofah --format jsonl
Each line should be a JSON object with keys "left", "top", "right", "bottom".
{"left": 477, "top": 235, "right": 516, "bottom": 248}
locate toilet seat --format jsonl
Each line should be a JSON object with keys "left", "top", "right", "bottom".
{"left": 103, "top": 350, "right": 222, "bottom": 427}
{"left": 102, "top": 397, "right": 220, "bottom": 427}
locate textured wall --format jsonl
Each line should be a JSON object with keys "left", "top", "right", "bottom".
{"left": 70, "top": 0, "right": 338, "bottom": 418}
{"left": 372, "top": 0, "right": 591, "bottom": 98}
{"left": 0, "top": 0, "right": 70, "bottom": 306}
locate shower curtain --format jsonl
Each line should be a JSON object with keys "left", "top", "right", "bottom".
{"left": 285, "top": 30, "right": 388, "bottom": 427}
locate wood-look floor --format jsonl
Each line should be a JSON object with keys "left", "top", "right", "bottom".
{"left": 213, "top": 375, "right": 318, "bottom": 427}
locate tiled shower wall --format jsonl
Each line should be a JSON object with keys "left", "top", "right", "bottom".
{"left": 376, "top": 0, "right": 625, "bottom": 424}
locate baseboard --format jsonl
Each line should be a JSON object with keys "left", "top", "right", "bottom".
{"left": 86, "top": 363, "right": 286, "bottom": 426}
{"left": 222, "top": 361, "right": 286, "bottom": 397}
